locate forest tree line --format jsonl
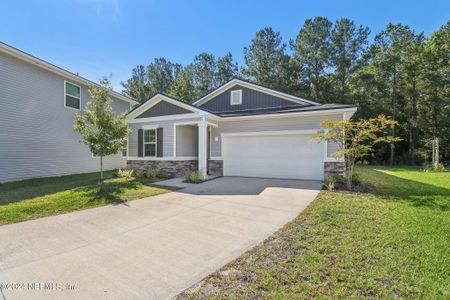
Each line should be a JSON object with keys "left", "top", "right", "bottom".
{"left": 121, "top": 17, "right": 449, "bottom": 165}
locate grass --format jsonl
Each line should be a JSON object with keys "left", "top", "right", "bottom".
{"left": 0, "top": 171, "right": 173, "bottom": 225}
{"left": 178, "top": 166, "right": 450, "bottom": 299}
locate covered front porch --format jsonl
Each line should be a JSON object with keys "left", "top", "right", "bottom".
{"left": 173, "top": 118, "right": 218, "bottom": 179}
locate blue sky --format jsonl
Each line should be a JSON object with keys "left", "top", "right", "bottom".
{"left": 1, "top": 0, "right": 449, "bottom": 92}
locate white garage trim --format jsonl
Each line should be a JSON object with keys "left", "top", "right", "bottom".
{"left": 221, "top": 129, "right": 319, "bottom": 138}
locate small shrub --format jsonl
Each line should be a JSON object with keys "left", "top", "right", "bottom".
{"left": 323, "top": 176, "right": 338, "bottom": 191}
{"left": 145, "top": 169, "right": 159, "bottom": 179}
{"left": 352, "top": 172, "right": 362, "bottom": 186}
{"left": 156, "top": 171, "right": 170, "bottom": 179}
{"left": 112, "top": 168, "right": 120, "bottom": 177}
{"left": 134, "top": 169, "right": 145, "bottom": 178}
{"left": 184, "top": 170, "right": 202, "bottom": 183}
{"left": 116, "top": 168, "right": 134, "bottom": 179}
{"left": 145, "top": 169, "right": 171, "bottom": 180}
{"left": 423, "top": 162, "right": 446, "bottom": 172}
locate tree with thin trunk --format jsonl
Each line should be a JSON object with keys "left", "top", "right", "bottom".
{"left": 313, "top": 115, "right": 400, "bottom": 189}
{"left": 74, "top": 78, "right": 131, "bottom": 180}
{"left": 292, "top": 17, "right": 332, "bottom": 100}
{"left": 371, "top": 23, "right": 414, "bottom": 165}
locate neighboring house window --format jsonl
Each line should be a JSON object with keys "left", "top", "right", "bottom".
{"left": 144, "top": 129, "right": 157, "bottom": 157}
{"left": 230, "top": 90, "right": 242, "bottom": 105}
{"left": 65, "top": 81, "right": 81, "bottom": 110}
{"left": 122, "top": 140, "right": 127, "bottom": 157}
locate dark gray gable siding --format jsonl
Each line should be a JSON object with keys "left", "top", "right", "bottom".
{"left": 198, "top": 85, "right": 307, "bottom": 113}
{"left": 136, "top": 100, "right": 192, "bottom": 118}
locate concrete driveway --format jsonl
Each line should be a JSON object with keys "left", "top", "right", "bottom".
{"left": 0, "top": 177, "right": 322, "bottom": 300}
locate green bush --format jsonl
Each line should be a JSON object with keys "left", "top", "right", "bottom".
{"left": 145, "top": 169, "right": 158, "bottom": 179}
{"left": 423, "top": 162, "right": 446, "bottom": 172}
{"left": 323, "top": 176, "right": 337, "bottom": 191}
{"left": 352, "top": 172, "right": 362, "bottom": 186}
{"left": 145, "top": 169, "right": 170, "bottom": 180}
{"left": 115, "top": 168, "right": 134, "bottom": 179}
{"left": 184, "top": 170, "right": 202, "bottom": 183}
{"left": 134, "top": 169, "right": 145, "bottom": 178}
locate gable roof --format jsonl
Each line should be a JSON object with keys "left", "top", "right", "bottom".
{"left": 192, "top": 78, "right": 321, "bottom": 107}
{"left": 126, "top": 93, "right": 219, "bottom": 121}
{"left": 0, "top": 42, "right": 138, "bottom": 106}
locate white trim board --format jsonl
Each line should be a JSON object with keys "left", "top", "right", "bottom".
{"left": 221, "top": 129, "right": 320, "bottom": 138}
{"left": 219, "top": 107, "right": 357, "bottom": 121}
{"left": 127, "top": 156, "right": 198, "bottom": 161}
{"left": 193, "top": 79, "right": 321, "bottom": 106}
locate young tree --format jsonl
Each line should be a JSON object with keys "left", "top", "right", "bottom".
{"left": 243, "top": 27, "right": 292, "bottom": 90}
{"left": 74, "top": 78, "right": 131, "bottom": 180}
{"left": 292, "top": 17, "right": 332, "bottom": 99}
{"left": 313, "top": 115, "right": 400, "bottom": 189}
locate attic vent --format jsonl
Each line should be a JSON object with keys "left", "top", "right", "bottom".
{"left": 230, "top": 90, "right": 242, "bottom": 105}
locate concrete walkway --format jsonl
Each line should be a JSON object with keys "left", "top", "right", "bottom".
{"left": 0, "top": 177, "right": 322, "bottom": 300}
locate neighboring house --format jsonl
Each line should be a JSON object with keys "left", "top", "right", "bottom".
{"left": 126, "top": 79, "right": 357, "bottom": 180}
{"left": 0, "top": 42, "right": 138, "bottom": 183}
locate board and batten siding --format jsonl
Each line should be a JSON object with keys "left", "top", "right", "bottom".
{"left": 198, "top": 84, "right": 309, "bottom": 112}
{"left": 210, "top": 114, "right": 343, "bottom": 158}
{"left": 0, "top": 51, "right": 130, "bottom": 182}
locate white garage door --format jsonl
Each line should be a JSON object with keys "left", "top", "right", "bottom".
{"left": 223, "top": 132, "right": 324, "bottom": 180}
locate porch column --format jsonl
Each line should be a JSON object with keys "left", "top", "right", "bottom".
{"left": 198, "top": 120, "right": 208, "bottom": 179}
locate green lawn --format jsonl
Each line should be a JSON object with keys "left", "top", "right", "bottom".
{"left": 0, "top": 171, "right": 173, "bottom": 225}
{"left": 178, "top": 166, "right": 450, "bottom": 299}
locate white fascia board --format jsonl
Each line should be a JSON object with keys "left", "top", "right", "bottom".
{"left": 0, "top": 42, "right": 138, "bottom": 106}
{"left": 193, "top": 79, "right": 321, "bottom": 106}
{"left": 218, "top": 107, "right": 358, "bottom": 122}
{"left": 221, "top": 129, "right": 320, "bottom": 138}
{"left": 127, "top": 156, "right": 198, "bottom": 161}
{"left": 126, "top": 113, "right": 201, "bottom": 124}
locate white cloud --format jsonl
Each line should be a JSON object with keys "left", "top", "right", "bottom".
{"left": 74, "top": 0, "right": 121, "bottom": 22}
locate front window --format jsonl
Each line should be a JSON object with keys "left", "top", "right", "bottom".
{"left": 144, "top": 129, "right": 156, "bottom": 157}
{"left": 65, "top": 81, "right": 81, "bottom": 110}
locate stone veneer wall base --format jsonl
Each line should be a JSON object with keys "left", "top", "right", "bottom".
{"left": 324, "top": 161, "right": 345, "bottom": 178}
{"left": 208, "top": 160, "right": 223, "bottom": 176}
{"left": 127, "top": 160, "right": 198, "bottom": 177}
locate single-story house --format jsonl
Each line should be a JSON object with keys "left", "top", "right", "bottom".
{"left": 0, "top": 42, "right": 356, "bottom": 183}
{"left": 0, "top": 42, "right": 137, "bottom": 183}
{"left": 126, "top": 79, "right": 356, "bottom": 180}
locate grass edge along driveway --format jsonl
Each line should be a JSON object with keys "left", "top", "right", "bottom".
{"left": 0, "top": 171, "right": 173, "bottom": 225}
{"left": 177, "top": 166, "right": 450, "bottom": 299}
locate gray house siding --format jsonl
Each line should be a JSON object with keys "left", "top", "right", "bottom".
{"left": 128, "top": 117, "right": 203, "bottom": 158}
{"left": 136, "top": 100, "right": 191, "bottom": 118}
{"left": 0, "top": 51, "right": 130, "bottom": 182}
{"left": 199, "top": 84, "right": 309, "bottom": 113}
{"left": 209, "top": 114, "right": 343, "bottom": 157}
{"left": 176, "top": 125, "right": 198, "bottom": 156}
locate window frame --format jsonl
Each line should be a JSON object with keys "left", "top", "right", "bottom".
{"left": 143, "top": 129, "right": 157, "bottom": 157}
{"left": 122, "top": 139, "right": 128, "bottom": 158}
{"left": 64, "top": 80, "right": 81, "bottom": 111}
{"left": 230, "top": 89, "right": 242, "bottom": 105}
